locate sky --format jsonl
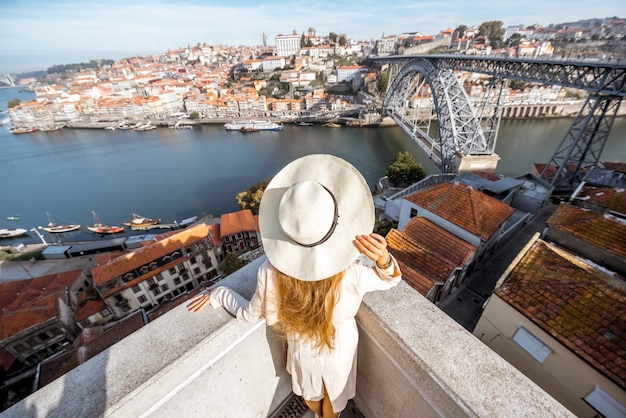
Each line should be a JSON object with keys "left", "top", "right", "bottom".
{"left": 0, "top": 0, "right": 624, "bottom": 74}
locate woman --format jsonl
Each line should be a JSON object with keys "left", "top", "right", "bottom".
{"left": 189, "top": 154, "right": 401, "bottom": 418}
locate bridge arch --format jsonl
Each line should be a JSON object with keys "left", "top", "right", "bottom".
{"left": 377, "top": 55, "right": 626, "bottom": 190}
{"left": 382, "top": 58, "right": 499, "bottom": 173}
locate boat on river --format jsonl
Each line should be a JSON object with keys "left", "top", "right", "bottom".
{"left": 87, "top": 211, "right": 124, "bottom": 234}
{"left": 10, "top": 127, "right": 38, "bottom": 134}
{"left": 41, "top": 212, "right": 81, "bottom": 233}
{"left": 123, "top": 213, "right": 161, "bottom": 228}
{"left": 323, "top": 122, "right": 341, "bottom": 128}
{"left": 0, "top": 228, "right": 28, "bottom": 238}
{"left": 6, "top": 215, "right": 19, "bottom": 221}
{"left": 225, "top": 120, "right": 284, "bottom": 132}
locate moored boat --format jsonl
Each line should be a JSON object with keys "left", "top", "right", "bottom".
{"left": 123, "top": 213, "right": 161, "bottom": 228}
{"left": 225, "top": 120, "right": 284, "bottom": 131}
{"left": 323, "top": 122, "right": 341, "bottom": 128}
{"left": 42, "top": 224, "right": 81, "bottom": 233}
{"left": 41, "top": 212, "right": 81, "bottom": 233}
{"left": 0, "top": 228, "right": 28, "bottom": 238}
{"left": 88, "top": 211, "right": 124, "bottom": 234}
{"left": 10, "top": 127, "right": 38, "bottom": 134}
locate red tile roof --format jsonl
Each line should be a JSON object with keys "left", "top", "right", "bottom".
{"left": 576, "top": 185, "right": 626, "bottom": 214}
{"left": 92, "top": 223, "right": 211, "bottom": 286}
{"left": 387, "top": 229, "right": 447, "bottom": 296}
{"left": 220, "top": 210, "right": 257, "bottom": 237}
{"left": 601, "top": 161, "right": 626, "bottom": 173}
{"left": 405, "top": 182, "right": 514, "bottom": 241}
{"left": 0, "top": 270, "right": 83, "bottom": 340}
{"left": 402, "top": 217, "right": 477, "bottom": 266}
{"left": 495, "top": 239, "right": 626, "bottom": 390}
{"left": 546, "top": 203, "right": 626, "bottom": 259}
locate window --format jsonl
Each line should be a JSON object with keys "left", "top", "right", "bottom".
{"left": 189, "top": 256, "right": 197, "bottom": 264}
{"left": 584, "top": 386, "right": 626, "bottom": 418}
{"left": 132, "top": 284, "right": 141, "bottom": 293}
{"left": 193, "top": 267, "right": 201, "bottom": 275}
{"left": 512, "top": 326, "right": 552, "bottom": 363}
{"left": 101, "top": 308, "right": 111, "bottom": 316}
{"left": 152, "top": 287, "right": 162, "bottom": 296}
{"left": 410, "top": 207, "right": 418, "bottom": 218}
{"left": 161, "top": 284, "right": 169, "bottom": 291}
{"left": 169, "top": 268, "right": 177, "bottom": 275}
{"left": 138, "top": 295, "right": 147, "bottom": 304}
{"left": 174, "top": 277, "right": 181, "bottom": 285}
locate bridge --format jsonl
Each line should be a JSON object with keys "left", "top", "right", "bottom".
{"left": 374, "top": 55, "right": 626, "bottom": 191}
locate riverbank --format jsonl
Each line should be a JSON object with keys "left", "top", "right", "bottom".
{"left": 53, "top": 102, "right": 626, "bottom": 131}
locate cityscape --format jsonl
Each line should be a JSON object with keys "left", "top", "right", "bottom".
{"left": 1, "top": 13, "right": 626, "bottom": 418}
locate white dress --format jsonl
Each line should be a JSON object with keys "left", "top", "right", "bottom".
{"left": 209, "top": 256, "right": 401, "bottom": 413}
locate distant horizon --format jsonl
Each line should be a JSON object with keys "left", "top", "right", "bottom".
{"left": 0, "top": 0, "right": 623, "bottom": 74}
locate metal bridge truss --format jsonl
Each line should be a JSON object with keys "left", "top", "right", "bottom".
{"left": 383, "top": 58, "right": 502, "bottom": 173}
{"left": 379, "top": 55, "right": 626, "bottom": 185}
{"left": 541, "top": 94, "right": 623, "bottom": 190}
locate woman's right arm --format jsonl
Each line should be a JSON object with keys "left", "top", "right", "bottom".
{"left": 187, "top": 261, "right": 270, "bottom": 323}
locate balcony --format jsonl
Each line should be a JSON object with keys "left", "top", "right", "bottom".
{"left": 2, "top": 256, "right": 574, "bottom": 417}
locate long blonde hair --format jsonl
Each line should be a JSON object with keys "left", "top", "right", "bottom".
{"left": 274, "top": 269, "right": 344, "bottom": 351}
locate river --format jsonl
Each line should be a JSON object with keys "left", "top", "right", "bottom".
{"left": 1, "top": 87, "right": 625, "bottom": 246}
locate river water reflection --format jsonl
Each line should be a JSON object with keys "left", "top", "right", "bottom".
{"left": 1, "top": 88, "right": 625, "bottom": 245}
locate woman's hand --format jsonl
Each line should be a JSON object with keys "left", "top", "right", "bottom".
{"left": 187, "top": 290, "right": 212, "bottom": 313}
{"left": 354, "top": 233, "right": 390, "bottom": 267}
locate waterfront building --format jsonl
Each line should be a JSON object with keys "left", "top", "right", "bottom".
{"left": 261, "top": 55, "right": 286, "bottom": 72}
{"left": 397, "top": 181, "right": 515, "bottom": 261}
{"left": 91, "top": 224, "right": 223, "bottom": 319}
{"left": 275, "top": 32, "right": 301, "bottom": 57}
{"left": 474, "top": 234, "right": 626, "bottom": 417}
{"left": 336, "top": 64, "right": 367, "bottom": 85}
{"left": 219, "top": 210, "right": 260, "bottom": 254}
{"left": 0, "top": 270, "right": 90, "bottom": 367}
{"left": 386, "top": 216, "right": 477, "bottom": 303}
{"left": 473, "top": 169, "right": 626, "bottom": 417}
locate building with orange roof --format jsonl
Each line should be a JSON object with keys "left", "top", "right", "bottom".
{"left": 91, "top": 223, "right": 223, "bottom": 319}
{"left": 220, "top": 210, "right": 259, "bottom": 254}
{"left": 474, "top": 235, "right": 626, "bottom": 417}
{"left": 0, "top": 270, "right": 89, "bottom": 367}
{"left": 399, "top": 182, "right": 515, "bottom": 259}
{"left": 386, "top": 216, "right": 477, "bottom": 303}
{"left": 544, "top": 203, "right": 626, "bottom": 276}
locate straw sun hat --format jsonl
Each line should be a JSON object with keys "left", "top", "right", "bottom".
{"left": 259, "top": 154, "right": 375, "bottom": 281}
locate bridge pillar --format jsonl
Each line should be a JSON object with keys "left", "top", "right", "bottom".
{"left": 453, "top": 153, "right": 501, "bottom": 173}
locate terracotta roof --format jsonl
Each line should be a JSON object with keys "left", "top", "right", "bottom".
{"left": 220, "top": 210, "right": 257, "bottom": 237}
{"left": 92, "top": 223, "right": 211, "bottom": 286}
{"left": 386, "top": 229, "right": 453, "bottom": 296}
{"left": 0, "top": 270, "right": 83, "bottom": 340}
{"left": 405, "top": 182, "right": 514, "bottom": 241}
{"left": 601, "top": 161, "right": 626, "bottom": 173}
{"left": 402, "top": 217, "right": 477, "bottom": 266}
{"left": 575, "top": 184, "right": 626, "bottom": 214}
{"left": 546, "top": 203, "right": 626, "bottom": 259}
{"left": 495, "top": 239, "right": 626, "bottom": 390}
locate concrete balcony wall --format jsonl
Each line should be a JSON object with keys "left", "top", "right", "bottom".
{"left": 2, "top": 256, "right": 575, "bottom": 418}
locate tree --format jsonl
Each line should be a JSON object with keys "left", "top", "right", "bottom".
{"left": 507, "top": 33, "right": 523, "bottom": 47}
{"left": 189, "top": 111, "right": 200, "bottom": 119}
{"left": 386, "top": 151, "right": 426, "bottom": 187}
{"left": 300, "top": 33, "right": 307, "bottom": 48}
{"left": 236, "top": 179, "right": 270, "bottom": 215}
{"left": 7, "top": 98, "right": 20, "bottom": 108}
{"left": 338, "top": 35, "right": 347, "bottom": 46}
{"left": 377, "top": 71, "right": 389, "bottom": 93}
{"left": 478, "top": 20, "right": 505, "bottom": 48}
{"left": 329, "top": 32, "right": 338, "bottom": 43}
{"left": 220, "top": 253, "right": 246, "bottom": 276}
